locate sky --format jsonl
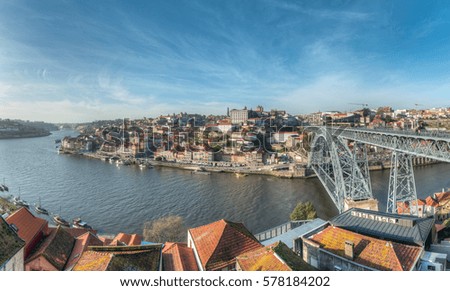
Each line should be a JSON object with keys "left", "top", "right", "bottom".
{"left": 0, "top": 0, "right": 450, "bottom": 122}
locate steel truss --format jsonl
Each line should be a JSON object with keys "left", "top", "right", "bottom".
{"left": 386, "top": 151, "right": 418, "bottom": 215}
{"left": 308, "top": 128, "right": 373, "bottom": 212}
{"left": 334, "top": 127, "right": 450, "bottom": 162}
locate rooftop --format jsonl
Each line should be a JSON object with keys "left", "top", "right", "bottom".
{"left": 330, "top": 208, "right": 434, "bottom": 246}
{"left": 5, "top": 207, "right": 48, "bottom": 247}
{"left": 73, "top": 244, "right": 162, "bottom": 271}
{"left": 162, "top": 242, "right": 199, "bottom": 271}
{"left": 236, "top": 241, "right": 315, "bottom": 271}
{"left": 0, "top": 216, "right": 25, "bottom": 267}
{"left": 189, "top": 219, "right": 262, "bottom": 270}
{"left": 26, "top": 226, "right": 76, "bottom": 270}
{"left": 308, "top": 226, "right": 423, "bottom": 271}
{"left": 435, "top": 191, "right": 450, "bottom": 204}
{"left": 65, "top": 232, "right": 103, "bottom": 271}
{"left": 110, "top": 233, "right": 142, "bottom": 246}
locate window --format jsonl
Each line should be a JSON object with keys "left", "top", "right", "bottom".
{"left": 427, "top": 265, "right": 436, "bottom": 271}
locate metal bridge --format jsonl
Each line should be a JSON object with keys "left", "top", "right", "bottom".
{"left": 308, "top": 126, "right": 450, "bottom": 214}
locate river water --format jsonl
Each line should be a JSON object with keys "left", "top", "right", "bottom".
{"left": 0, "top": 130, "right": 449, "bottom": 235}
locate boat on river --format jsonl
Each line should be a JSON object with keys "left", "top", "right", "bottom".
{"left": 34, "top": 197, "right": 49, "bottom": 215}
{"left": 72, "top": 217, "right": 92, "bottom": 229}
{"left": 13, "top": 196, "right": 30, "bottom": 208}
{"left": 53, "top": 214, "right": 70, "bottom": 227}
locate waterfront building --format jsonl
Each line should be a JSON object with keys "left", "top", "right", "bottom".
{"left": 6, "top": 207, "right": 49, "bottom": 258}
{"left": 162, "top": 242, "right": 199, "bottom": 271}
{"left": 236, "top": 241, "right": 315, "bottom": 271}
{"left": 187, "top": 219, "right": 262, "bottom": 271}
{"left": 72, "top": 244, "right": 163, "bottom": 271}
{"left": 434, "top": 190, "right": 450, "bottom": 221}
{"left": 302, "top": 225, "right": 423, "bottom": 271}
{"left": 330, "top": 208, "right": 435, "bottom": 247}
{"left": 298, "top": 208, "right": 443, "bottom": 271}
{"left": 0, "top": 216, "right": 25, "bottom": 271}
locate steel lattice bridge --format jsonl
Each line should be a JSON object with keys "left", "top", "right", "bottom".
{"left": 307, "top": 126, "right": 450, "bottom": 215}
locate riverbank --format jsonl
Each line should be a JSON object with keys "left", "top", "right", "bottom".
{"left": 149, "top": 160, "right": 314, "bottom": 178}
{"left": 64, "top": 150, "right": 441, "bottom": 179}
{"left": 0, "top": 196, "right": 17, "bottom": 215}
{"left": 0, "top": 131, "right": 51, "bottom": 139}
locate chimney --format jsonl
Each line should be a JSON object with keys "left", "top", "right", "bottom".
{"left": 344, "top": 241, "right": 354, "bottom": 260}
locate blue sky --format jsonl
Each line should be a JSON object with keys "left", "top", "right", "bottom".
{"left": 1, "top": 0, "right": 450, "bottom": 122}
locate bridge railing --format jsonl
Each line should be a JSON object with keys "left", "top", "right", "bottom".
{"left": 330, "top": 126, "right": 450, "bottom": 140}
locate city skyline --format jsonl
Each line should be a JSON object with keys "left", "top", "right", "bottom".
{"left": 1, "top": 0, "right": 450, "bottom": 123}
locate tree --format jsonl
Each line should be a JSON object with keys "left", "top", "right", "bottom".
{"left": 143, "top": 215, "right": 187, "bottom": 243}
{"left": 290, "top": 201, "right": 317, "bottom": 221}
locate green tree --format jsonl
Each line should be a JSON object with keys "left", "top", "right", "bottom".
{"left": 143, "top": 215, "right": 187, "bottom": 243}
{"left": 290, "top": 201, "right": 317, "bottom": 221}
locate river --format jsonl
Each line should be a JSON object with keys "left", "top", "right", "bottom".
{"left": 0, "top": 130, "right": 449, "bottom": 235}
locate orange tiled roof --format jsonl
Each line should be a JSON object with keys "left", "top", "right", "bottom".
{"left": 435, "top": 191, "right": 450, "bottom": 203}
{"left": 236, "top": 242, "right": 291, "bottom": 271}
{"left": 73, "top": 251, "right": 112, "bottom": 271}
{"left": 425, "top": 196, "right": 439, "bottom": 207}
{"left": 110, "top": 233, "right": 142, "bottom": 246}
{"left": 411, "top": 199, "right": 426, "bottom": 206}
{"left": 65, "top": 232, "right": 103, "bottom": 270}
{"left": 162, "top": 242, "right": 199, "bottom": 271}
{"left": 189, "top": 219, "right": 262, "bottom": 270}
{"left": 98, "top": 236, "right": 113, "bottom": 246}
{"left": 73, "top": 245, "right": 162, "bottom": 271}
{"left": 308, "top": 226, "right": 422, "bottom": 271}
{"left": 5, "top": 207, "right": 48, "bottom": 247}
{"left": 236, "top": 241, "right": 315, "bottom": 271}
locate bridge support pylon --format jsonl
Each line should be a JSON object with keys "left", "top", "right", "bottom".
{"left": 386, "top": 151, "right": 418, "bottom": 216}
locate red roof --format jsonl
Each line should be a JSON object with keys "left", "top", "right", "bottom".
{"left": 435, "top": 191, "right": 450, "bottom": 203}
{"left": 162, "top": 242, "right": 199, "bottom": 271}
{"left": 308, "top": 226, "right": 423, "bottom": 271}
{"left": 98, "top": 236, "right": 113, "bottom": 246}
{"left": 411, "top": 199, "right": 426, "bottom": 206}
{"left": 65, "top": 232, "right": 103, "bottom": 270}
{"left": 5, "top": 207, "right": 48, "bottom": 256}
{"left": 425, "top": 196, "right": 439, "bottom": 207}
{"left": 188, "top": 219, "right": 262, "bottom": 270}
{"left": 110, "top": 233, "right": 142, "bottom": 246}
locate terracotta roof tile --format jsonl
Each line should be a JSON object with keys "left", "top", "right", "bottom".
{"left": 189, "top": 219, "right": 262, "bottom": 270}
{"left": 73, "top": 245, "right": 162, "bottom": 271}
{"left": 162, "top": 242, "right": 199, "bottom": 271}
{"left": 5, "top": 208, "right": 48, "bottom": 252}
{"left": 65, "top": 232, "right": 103, "bottom": 270}
{"left": 425, "top": 196, "right": 439, "bottom": 207}
{"left": 308, "top": 226, "right": 422, "bottom": 271}
{"left": 26, "top": 226, "right": 76, "bottom": 270}
{"left": 98, "top": 236, "right": 113, "bottom": 246}
{"left": 236, "top": 241, "right": 315, "bottom": 271}
{"left": 435, "top": 191, "right": 450, "bottom": 203}
{"left": 110, "top": 233, "right": 142, "bottom": 246}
